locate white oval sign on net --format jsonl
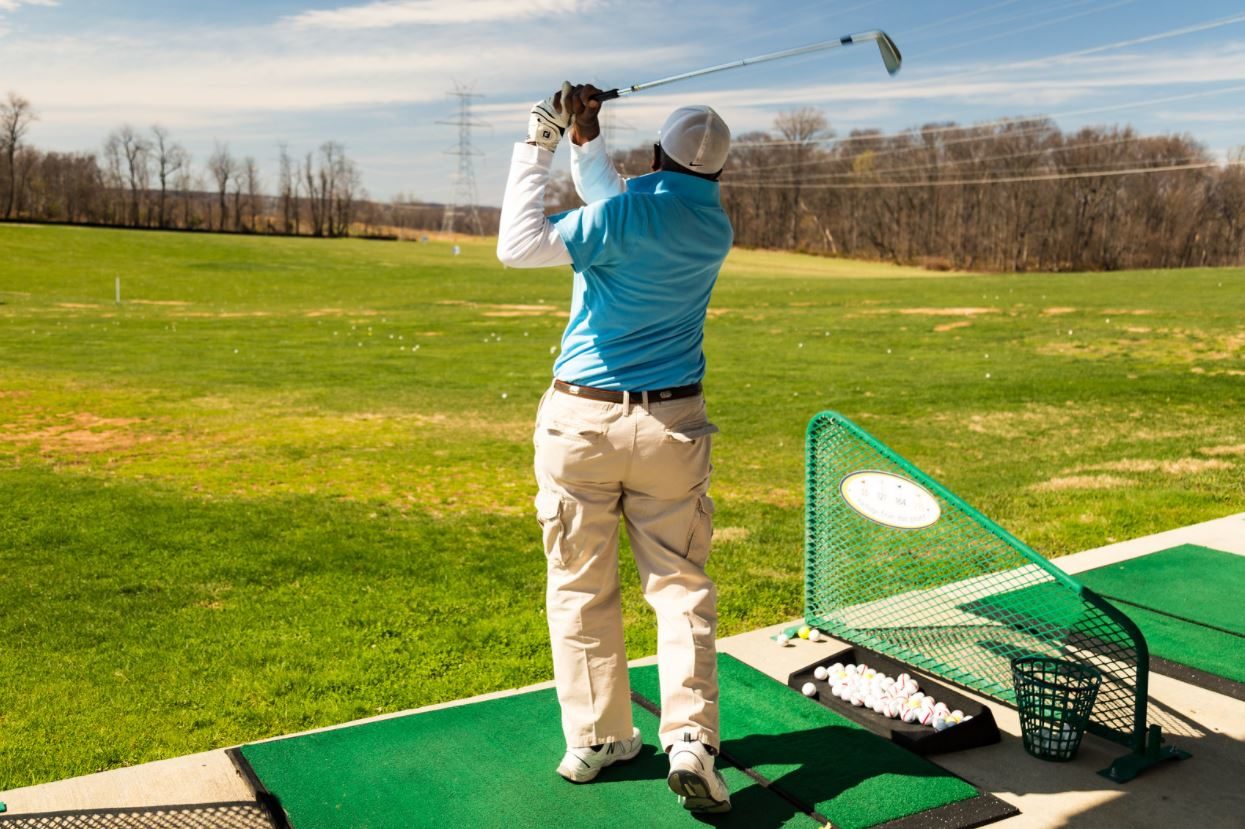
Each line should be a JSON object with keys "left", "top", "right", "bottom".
{"left": 839, "top": 470, "right": 941, "bottom": 530}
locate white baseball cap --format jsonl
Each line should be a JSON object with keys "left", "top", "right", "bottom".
{"left": 659, "top": 105, "right": 731, "bottom": 175}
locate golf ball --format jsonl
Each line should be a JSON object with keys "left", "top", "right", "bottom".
{"left": 814, "top": 666, "right": 829, "bottom": 681}
{"left": 808, "top": 629, "right": 822, "bottom": 642}
{"left": 802, "top": 682, "right": 818, "bottom": 697}
{"left": 776, "top": 633, "right": 791, "bottom": 647}
{"left": 798, "top": 625, "right": 811, "bottom": 640}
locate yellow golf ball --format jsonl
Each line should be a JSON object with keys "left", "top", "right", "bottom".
{"left": 798, "top": 625, "right": 811, "bottom": 640}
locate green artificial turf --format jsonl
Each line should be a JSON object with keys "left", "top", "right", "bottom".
{"left": 3, "top": 224, "right": 1244, "bottom": 784}
{"left": 241, "top": 655, "right": 981, "bottom": 829}
{"left": 1076, "top": 545, "right": 1245, "bottom": 636}
{"left": 963, "top": 547, "right": 1245, "bottom": 685}
{"left": 239, "top": 679, "right": 816, "bottom": 828}
{"left": 1075, "top": 544, "right": 1245, "bottom": 684}
{"left": 631, "top": 656, "right": 980, "bottom": 829}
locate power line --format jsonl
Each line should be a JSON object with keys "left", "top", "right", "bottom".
{"left": 910, "top": 0, "right": 1139, "bottom": 61}
{"left": 901, "top": 0, "right": 1085, "bottom": 43}
{"left": 898, "top": 10, "right": 1245, "bottom": 92}
{"left": 740, "top": 155, "right": 1210, "bottom": 187}
{"left": 730, "top": 80, "right": 1245, "bottom": 173}
{"left": 437, "top": 82, "right": 487, "bottom": 236}
{"left": 722, "top": 160, "right": 1238, "bottom": 190}
{"left": 731, "top": 136, "right": 1188, "bottom": 182}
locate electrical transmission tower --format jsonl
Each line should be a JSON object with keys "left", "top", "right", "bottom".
{"left": 437, "top": 83, "right": 487, "bottom": 236}
{"left": 601, "top": 107, "right": 636, "bottom": 152}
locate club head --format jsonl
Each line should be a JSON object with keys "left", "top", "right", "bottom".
{"left": 876, "top": 32, "right": 902, "bottom": 75}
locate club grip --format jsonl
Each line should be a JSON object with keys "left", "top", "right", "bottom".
{"left": 591, "top": 88, "right": 622, "bottom": 103}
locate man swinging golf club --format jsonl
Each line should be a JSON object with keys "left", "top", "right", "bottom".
{"left": 497, "top": 81, "right": 733, "bottom": 814}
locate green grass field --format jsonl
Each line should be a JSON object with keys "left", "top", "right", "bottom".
{"left": 1, "top": 224, "right": 1243, "bottom": 789}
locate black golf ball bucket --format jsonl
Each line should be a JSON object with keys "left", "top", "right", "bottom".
{"left": 1011, "top": 656, "right": 1103, "bottom": 762}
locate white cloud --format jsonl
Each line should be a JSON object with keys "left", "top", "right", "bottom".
{"left": 289, "top": 0, "right": 600, "bottom": 30}
{"left": 0, "top": 0, "right": 57, "bottom": 12}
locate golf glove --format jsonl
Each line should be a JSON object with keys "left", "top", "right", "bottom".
{"left": 527, "top": 82, "right": 574, "bottom": 153}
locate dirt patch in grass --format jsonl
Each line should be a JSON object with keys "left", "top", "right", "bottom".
{"left": 1077, "top": 458, "right": 1233, "bottom": 474}
{"left": 304, "top": 308, "right": 382, "bottom": 317}
{"left": 1041, "top": 307, "right": 1078, "bottom": 316}
{"left": 1, "top": 412, "right": 152, "bottom": 454}
{"left": 1038, "top": 327, "right": 1245, "bottom": 364}
{"left": 1031, "top": 475, "right": 1135, "bottom": 492}
{"left": 899, "top": 307, "right": 998, "bottom": 316}
{"left": 339, "top": 411, "right": 531, "bottom": 441}
{"left": 130, "top": 300, "right": 191, "bottom": 306}
{"left": 1102, "top": 309, "right": 1154, "bottom": 316}
{"left": 717, "top": 483, "right": 801, "bottom": 510}
{"left": 934, "top": 321, "right": 972, "bottom": 332}
{"left": 174, "top": 311, "right": 272, "bottom": 319}
{"left": 962, "top": 405, "right": 1079, "bottom": 439}
{"left": 714, "top": 526, "right": 751, "bottom": 543}
{"left": 1201, "top": 444, "right": 1245, "bottom": 456}
{"left": 483, "top": 305, "right": 568, "bottom": 319}
{"left": 57, "top": 302, "right": 103, "bottom": 309}
{"left": 1192, "top": 367, "right": 1245, "bottom": 377}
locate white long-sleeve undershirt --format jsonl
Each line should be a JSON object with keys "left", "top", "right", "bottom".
{"left": 496, "top": 135, "right": 624, "bottom": 269}
{"left": 571, "top": 134, "right": 626, "bottom": 205}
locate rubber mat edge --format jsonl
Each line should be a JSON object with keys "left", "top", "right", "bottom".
{"left": 226, "top": 746, "right": 292, "bottom": 829}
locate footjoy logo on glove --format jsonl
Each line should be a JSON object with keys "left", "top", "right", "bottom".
{"left": 839, "top": 470, "right": 940, "bottom": 529}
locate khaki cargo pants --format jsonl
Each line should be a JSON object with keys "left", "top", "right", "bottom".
{"left": 533, "top": 384, "right": 720, "bottom": 752}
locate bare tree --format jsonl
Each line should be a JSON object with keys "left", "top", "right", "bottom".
{"left": 103, "top": 125, "right": 150, "bottom": 226}
{"left": 243, "top": 156, "right": 261, "bottom": 231}
{"left": 208, "top": 142, "right": 236, "bottom": 231}
{"left": 150, "top": 125, "right": 188, "bottom": 229}
{"left": 175, "top": 166, "right": 198, "bottom": 228}
{"left": 277, "top": 142, "right": 296, "bottom": 234}
{"left": 774, "top": 108, "right": 832, "bottom": 249}
{"left": 1, "top": 92, "right": 37, "bottom": 219}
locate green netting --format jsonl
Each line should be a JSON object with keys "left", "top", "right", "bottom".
{"left": 804, "top": 411, "right": 1149, "bottom": 753}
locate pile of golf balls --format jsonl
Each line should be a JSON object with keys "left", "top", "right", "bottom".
{"left": 777, "top": 625, "right": 824, "bottom": 647}
{"left": 811, "top": 663, "right": 972, "bottom": 731}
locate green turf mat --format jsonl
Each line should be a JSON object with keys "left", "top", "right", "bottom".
{"left": 631, "top": 656, "right": 980, "bottom": 829}
{"left": 962, "top": 559, "right": 1245, "bottom": 686}
{"left": 239, "top": 685, "right": 816, "bottom": 829}
{"left": 1075, "top": 545, "right": 1245, "bottom": 636}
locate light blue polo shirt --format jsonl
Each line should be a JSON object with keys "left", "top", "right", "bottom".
{"left": 550, "top": 171, "right": 733, "bottom": 391}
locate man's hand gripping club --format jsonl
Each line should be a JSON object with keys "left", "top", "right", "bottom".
{"left": 527, "top": 82, "right": 606, "bottom": 152}
{"left": 527, "top": 82, "right": 574, "bottom": 153}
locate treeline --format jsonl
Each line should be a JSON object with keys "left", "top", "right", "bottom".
{"left": 0, "top": 92, "right": 498, "bottom": 238}
{"left": 559, "top": 108, "right": 1245, "bottom": 272}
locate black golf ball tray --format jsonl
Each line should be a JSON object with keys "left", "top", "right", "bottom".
{"left": 788, "top": 645, "right": 1001, "bottom": 756}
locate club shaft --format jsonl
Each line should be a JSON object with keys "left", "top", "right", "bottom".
{"left": 592, "top": 30, "right": 887, "bottom": 102}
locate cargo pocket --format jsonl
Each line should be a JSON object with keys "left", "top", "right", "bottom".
{"left": 684, "top": 494, "right": 715, "bottom": 568}
{"left": 665, "top": 422, "right": 720, "bottom": 444}
{"left": 535, "top": 489, "right": 583, "bottom": 569}
{"left": 543, "top": 418, "right": 605, "bottom": 443}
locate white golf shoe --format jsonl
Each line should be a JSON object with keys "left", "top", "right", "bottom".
{"left": 556, "top": 727, "right": 644, "bottom": 783}
{"left": 667, "top": 736, "right": 731, "bottom": 813}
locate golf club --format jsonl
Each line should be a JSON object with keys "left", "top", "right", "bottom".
{"left": 590, "top": 30, "right": 902, "bottom": 103}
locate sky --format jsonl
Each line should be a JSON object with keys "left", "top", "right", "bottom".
{"left": 3, "top": 0, "right": 1245, "bottom": 206}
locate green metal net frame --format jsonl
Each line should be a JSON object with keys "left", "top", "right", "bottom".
{"left": 803, "top": 411, "right": 1189, "bottom": 782}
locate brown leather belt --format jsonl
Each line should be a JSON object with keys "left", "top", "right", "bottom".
{"left": 553, "top": 379, "right": 702, "bottom": 404}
